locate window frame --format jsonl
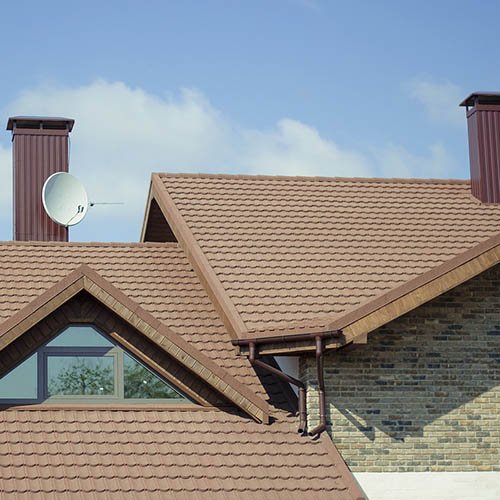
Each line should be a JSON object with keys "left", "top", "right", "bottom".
{"left": 0, "top": 324, "right": 191, "bottom": 405}
{"left": 41, "top": 346, "right": 119, "bottom": 401}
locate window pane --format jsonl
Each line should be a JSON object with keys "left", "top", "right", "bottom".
{"left": 0, "top": 353, "right": 37, "bottom": 399}
{"left": 47, "top": 325, "right": 113, "bottom": 348}
{"left": 47, "top": 356, "right": 114, "bottom": 396}
{"left": 123, "top": 353, "right": 183, "bottom": 399}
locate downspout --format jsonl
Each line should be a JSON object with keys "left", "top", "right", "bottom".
{"left": 248, "top": 342, "right": 308, "bottom": 435}
{"left": 308, "top": 336, "right": 327, "bottom": 437}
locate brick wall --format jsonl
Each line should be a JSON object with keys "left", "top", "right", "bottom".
{"left": 300, "top": 265, "right": 500, "bottom": 472}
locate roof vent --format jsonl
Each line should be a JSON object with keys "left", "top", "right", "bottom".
{"left": 460, "top": 92, "right": 500, "bottom": 203}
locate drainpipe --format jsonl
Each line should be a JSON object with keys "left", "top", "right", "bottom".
{"left": 248, "top": 342, "right": 308, "bottom": 435}
{"left": 308, "top": 336, "right": 327, "bottom": 437}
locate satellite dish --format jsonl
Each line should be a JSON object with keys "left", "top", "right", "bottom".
{"left": 42, "top": 172, "right": 89, "bottom": 227}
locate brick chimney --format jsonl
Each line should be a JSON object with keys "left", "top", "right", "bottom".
{"left": 6, "top": 116, "right": 74, "bottom": 241}
{"left": 460, "top": 92, "right": 500, "bottom": 203}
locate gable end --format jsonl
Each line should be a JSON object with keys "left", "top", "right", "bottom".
{"left": 0, "top": 265, "right": 270, "bottom": 422}
{"left": 0, "top": 292, "right": 226, "bottom": 407}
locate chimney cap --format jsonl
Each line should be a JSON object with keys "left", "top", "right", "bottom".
{"left": 460, "top": 92, "right": 500, "bottom": 107}
{"left": 6, "top": 116, "right": 75, "bottom": 132}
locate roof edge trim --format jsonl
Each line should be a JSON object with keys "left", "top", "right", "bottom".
{"left": 0, "top": 264, "right": 270, "bottom": 423}
{"left": 336, "top": 233, "right": 500, "bottom": 342}
{"left": 142, "top": 174, "right": 248, "bottom": 339}
{"left": 320, "top": 437, "right": 367, "bottom": 500}
{"left": 139, "top": 181, "right": 157, "bottom": 242}
{"left": 236, "top": 233, "right": 500, "bottom": 354}
{"left": 0, "top": 268, "right": 84, "bottom": 350}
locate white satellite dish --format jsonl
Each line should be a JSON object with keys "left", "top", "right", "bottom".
{"left": 42, "top": 172, "right": 89, "bottom": 227}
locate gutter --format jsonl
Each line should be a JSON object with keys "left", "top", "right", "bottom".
{"left": 232, "top": 329, "right": 341, "bottom": 347}
{"left": 242, "top": 332, "right": 336, "bottom": 437}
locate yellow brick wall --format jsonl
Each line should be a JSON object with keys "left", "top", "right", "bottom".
{"left": 301, "top": 264, "right": 500, "bottom": 472}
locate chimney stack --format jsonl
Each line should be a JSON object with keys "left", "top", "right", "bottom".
{"left": 460, "top": 92, "right": 500, "bottom": 204}
{"left": 6, "top": 116, "right": 74, "bottom": 241}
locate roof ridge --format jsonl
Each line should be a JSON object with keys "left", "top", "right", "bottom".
{"left": 155, "top": 171, "right": 470, "bottom": 185}
{"left": 0, "top": 241, "right": 179, "bottom": 248}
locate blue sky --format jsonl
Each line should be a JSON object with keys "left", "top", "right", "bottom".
{"left": 1, "top": 0, "right": 499, "bottom": 242}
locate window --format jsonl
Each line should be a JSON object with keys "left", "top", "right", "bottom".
{"left": 0, "top": 325, "right": 189, "bottom": 404}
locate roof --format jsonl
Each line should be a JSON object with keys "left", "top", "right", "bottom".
{"left": 143, "top": 173, "right": 500, "bottom": 349}
{"left": 0, "top": 261, "right": 269, "bottom": 422}
{"left": 0, "top": 408, "right": 361, "bottom": 499}
{"left": 0, "top": 240, "right": 364, "bottom": 499}
{"left": 0, "top": 241, "right": 261, "bottom": 395}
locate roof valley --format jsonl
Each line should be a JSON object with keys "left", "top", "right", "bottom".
{"left": 148, "top": 173, "right": 250, "bottom": 339}
{"left": 146, "top": 173, "right": 500, "bottom": 347}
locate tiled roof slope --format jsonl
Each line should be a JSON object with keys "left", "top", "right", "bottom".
{"left": 156, "top": 173, "right": 500, "bottom": 334}
{"left": 0, "top": 408, "right": 360, "bottom": 499}
{"left": 0, "top": 241, "right": 364, "bottom": 498}
{"left": 0, "top": 241, "right": 262, "bottom": 396}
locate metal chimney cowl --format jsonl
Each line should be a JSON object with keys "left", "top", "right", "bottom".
{"left": 6, "top": 116, "right": 75, "bottom": 241}
{"left": 460, "top": 92, "right": 500, "bottom": 204}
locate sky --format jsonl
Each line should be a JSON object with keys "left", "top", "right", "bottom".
{"left": 1, "top": 0, "right": 499, "bottom": 242}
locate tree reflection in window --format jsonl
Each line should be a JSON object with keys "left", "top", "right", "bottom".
{"left": 0, "top": 325, "right": 190, "bottom": 404}
{"left": 48, "top": 357, "right": 114, "bottom": 396}
{"left": 123, "top": 353, "right": 182, "bottom": 399}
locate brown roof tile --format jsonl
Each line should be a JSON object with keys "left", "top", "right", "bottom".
{"left": 0, "top": 241, "right": 262, "bottom": 394}
{"left": 0, "top": 263, "right": 269, "bottom": 422}
{"left": 0, "top": 240, "right": 365, "bottom": 498}
{"left": 150, "top": 173, "right": 500, "bottom": 337}
{"left": 0, "top": 408, "right": 361, "bottom": 499}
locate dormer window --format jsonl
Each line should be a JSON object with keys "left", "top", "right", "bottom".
{"left": 0, "top": 325, "right": 189, "bottom": 404}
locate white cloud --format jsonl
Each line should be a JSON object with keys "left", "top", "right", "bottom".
{"left": 409, "top": 77, "right": 463, "bottom": 126}
{"left": 374, "top": 142, "right": 457, "bottom": 179}
{"left": 2, "top": 82, "right": 235, "bottom": 240}
{"left": 243, "top": 118, "right": 371, "bottom": 177}
{"left": 0, "top": 79, "right": 459, "bottom": 241}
